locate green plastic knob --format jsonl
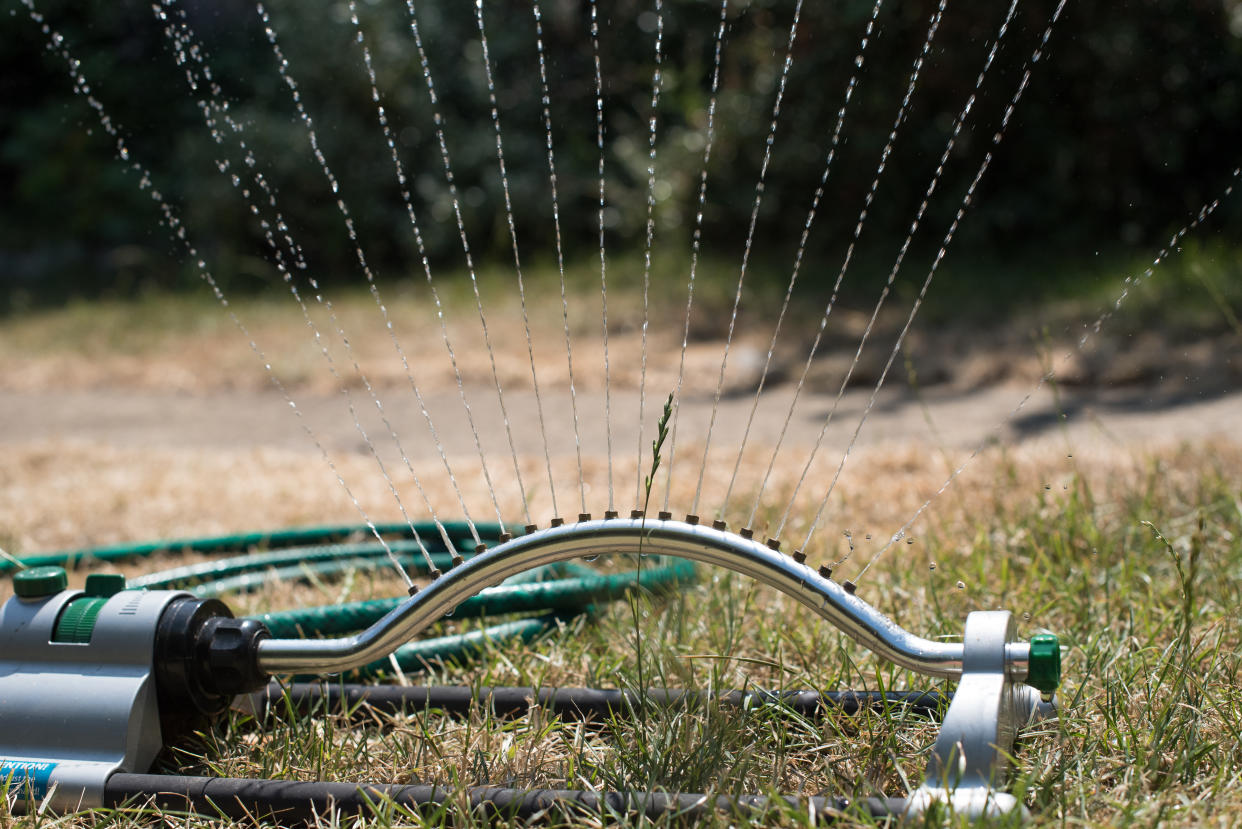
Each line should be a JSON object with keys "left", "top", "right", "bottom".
{"left": 85, "top": 572, "right": 126, "bottom": 598}
{"left": 53, "top": 596, "right": 109, "bottom": 643}
{"left": 1027, "top": 633, "right": 1061, "bottom": 694}
{"left": 12, "top": 566, "right": 68, "bottom": 599}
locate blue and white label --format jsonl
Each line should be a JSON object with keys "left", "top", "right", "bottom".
{"left": 0, "top": 759, "right": 57, "bottom": 800}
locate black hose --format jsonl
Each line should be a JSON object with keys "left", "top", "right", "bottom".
{"left": 237, "top": 682, "right": 949, "bottom": 722}
{"left": 123, "top": 685, "right": 935, "bottom": 824}
{"left": 104, "top": 773, "right": 904, "bottom": 824}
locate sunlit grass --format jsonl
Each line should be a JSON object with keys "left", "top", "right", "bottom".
{"left": 3, "top": 442, "right": 1241, "bottom": 826}
{"left": 2, "top": 233, "right": 1240, "bottom": 825}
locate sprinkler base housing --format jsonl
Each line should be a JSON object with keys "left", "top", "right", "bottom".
{"left": 0, "top": 578, "right": 271, "bottom": 812}
{"left": 0, "top": 586, "right": 183, "bottom": 810}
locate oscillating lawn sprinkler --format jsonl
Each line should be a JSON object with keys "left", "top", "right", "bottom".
{"left": 1, "top": 518, "right": 1059, "bottom": 822}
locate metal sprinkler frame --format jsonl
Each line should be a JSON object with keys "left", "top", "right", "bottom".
{"left": 0, "top": 518, "right": 1059, "bottom": 822}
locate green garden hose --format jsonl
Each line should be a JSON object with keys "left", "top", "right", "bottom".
{"left": 0, "top": 522, "right": 482, "bottom": 575}
{"left": 250, "top": 559, "right": 694, "bottom": 637}
{"left": 3, "top": 522, "right": 697, "bottom": 677}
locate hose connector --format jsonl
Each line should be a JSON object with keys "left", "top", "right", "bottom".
{"left": 154, "top": 597, "right": 271, "bottom": 738}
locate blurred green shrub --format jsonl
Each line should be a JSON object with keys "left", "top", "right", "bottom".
{"left": 1, "top": 0, "right": 1239, "bottom": 310}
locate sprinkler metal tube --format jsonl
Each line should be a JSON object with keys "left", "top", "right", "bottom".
{"left": 258, "top": 518, "right": 985, "bottom": 680}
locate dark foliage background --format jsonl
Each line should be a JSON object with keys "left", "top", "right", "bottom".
{"left": 1, "top": 0, "right": 1240, "bottom": 311}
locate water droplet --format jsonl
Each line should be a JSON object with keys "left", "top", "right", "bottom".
{"left": 956, "top": 580, "right": 966, "bottom": 589}
{"left": 929, "top": 562, "right": 936, "bottom": 570}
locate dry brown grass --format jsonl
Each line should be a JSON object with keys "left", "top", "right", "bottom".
{"left": 4, "top": 280, "right": 1242, "bottom": 826}
{"left": 5, "top": 274, "right": 1236, "bottom": 400}
{"left": 5, "top": 431, "right": 1242, "bottom": 826}
{"left": 2, "top": 434, "right": 1229, "bottom": 583}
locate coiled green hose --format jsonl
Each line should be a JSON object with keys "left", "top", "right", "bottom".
{"left": 0, "top": 522, "right": 482, "bottom": 575}
{"left": 3, "top": 522, "right": 696, "bottom": 677}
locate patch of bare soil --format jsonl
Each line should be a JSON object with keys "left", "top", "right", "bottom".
{"left": 3, "top": 436, "right": 1237, "bottom": 577}
{"left": 2, "top": 291, "right": 1239, "bottom": 566}
{"left": 2, "top": 289, "right": 1238, "bottom": 397}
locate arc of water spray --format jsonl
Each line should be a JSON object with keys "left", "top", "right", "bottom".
{"left": 661, "top": 0, "right": 729, "bottom": 515}
{"left": 259, "top": 0, "right": 491, "bottom": 556}
{"left": 21, "top": 0, "right": 413, "bottom": 586}
{"left": 164, "top": 2, "right": 461, "bottom": 583}
{"left": 691, "top": 0, "right": 806, "bottom": 517}
{"left": 588, "top": 0, "right": 616, "bottom": 515}
{"left": 864, "top": 176, "right": 1240, "bottom": 576}
{"left": 343, "top": 2, "right": 495, "bottom": 553}
{"left": 169, "top": 3, "right": 470, "bottom": 577}
{"left": 474, "top": 0, "right": 560, "bottom": 524}
{"left": 718, "top": 0, "right": 888, "bottom": 526}
{"left": 531, "top": 0, "right": 589, "bottom": 517}
{"left": 635, "top": 0, "right": 666, "bottom": 512}
{"left": 801, "top": 0, "right": 1070, "bottom": 567}
{"left": 404, "top": 0, "right": 529, "bottom": 531}
{"left": 742, "top": 0, "right": 954, "bottom": 540}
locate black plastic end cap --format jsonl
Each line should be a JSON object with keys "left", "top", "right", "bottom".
{"left": 154, "top": 597, "right": 272, "bottom": 738}
{"left": 199, "top": 616, "right": 271, "bottom": 697}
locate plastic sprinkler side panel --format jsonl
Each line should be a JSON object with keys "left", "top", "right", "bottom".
{"left": 0, "top": 587, "right": 186, "bottom": 811}
{"left": 907, "top": 610, "right": 1053, "bottom": 819}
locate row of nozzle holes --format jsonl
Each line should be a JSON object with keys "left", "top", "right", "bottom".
{"left": 414, "top": 513, "right": 858, "bottom": 598}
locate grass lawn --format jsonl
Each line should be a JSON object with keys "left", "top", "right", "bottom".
{"left": 3, "top": 439, "right": 1241, "bottom": 826}
{"left": 3, "top": 0, "right": 1240, "bottom": 818}
{"left": 2, "top": 241, "right": 1241, "bottom": 826}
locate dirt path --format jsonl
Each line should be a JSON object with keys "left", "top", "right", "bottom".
{"left": 3, "top": 379, "right": 1239, "bottom": 559}
{"left": 4, "top": 291, "right": 1239, "bottom": 555}
{"left": 3, "top": 382, "right": 1239, "bottom": 459}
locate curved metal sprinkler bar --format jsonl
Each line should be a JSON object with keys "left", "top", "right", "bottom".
{"left": 0, "top": 519, "right": 1053, "bottom": 818}
{"left": 257, "top": 518, "right": 1024, "bottom": 681}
